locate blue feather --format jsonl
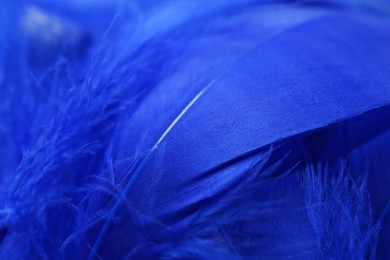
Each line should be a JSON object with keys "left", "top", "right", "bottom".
{"left": 1, "top": 0, "right": 390, "bottom": 259}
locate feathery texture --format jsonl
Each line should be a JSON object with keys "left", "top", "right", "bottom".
{"left": 0, "top": 0, "right": 390, "bottom": 259}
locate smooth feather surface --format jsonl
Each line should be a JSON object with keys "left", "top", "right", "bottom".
{"left": 0, "top": 0, "right": 390, "bottom": 259}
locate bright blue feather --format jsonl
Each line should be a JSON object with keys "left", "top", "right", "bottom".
{"left": 0, "top": 0, "right": 390, "bottom": 259}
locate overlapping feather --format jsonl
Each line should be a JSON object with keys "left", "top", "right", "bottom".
{"left": 0, "top": 0, "right": 390, "bottom": 259}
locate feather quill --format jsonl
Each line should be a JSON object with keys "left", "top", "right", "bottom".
{"left": 1, "top": 0, "right": 390, "bottom": 259}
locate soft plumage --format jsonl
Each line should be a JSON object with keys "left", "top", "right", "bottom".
{"left": 0, "top": 0, "right": 390, "bottom": 259}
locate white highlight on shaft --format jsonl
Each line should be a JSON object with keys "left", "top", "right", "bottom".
{"left": 153, "top": 86, "right": 210, "bottom": 149}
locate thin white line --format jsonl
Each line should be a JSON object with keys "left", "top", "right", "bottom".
{"left": 153, "top": 86, "right": 209, "bottom": 149}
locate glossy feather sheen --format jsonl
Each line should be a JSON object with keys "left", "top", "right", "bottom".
{"left": 0, "top": 0, "right": 390, "bottom": 259}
